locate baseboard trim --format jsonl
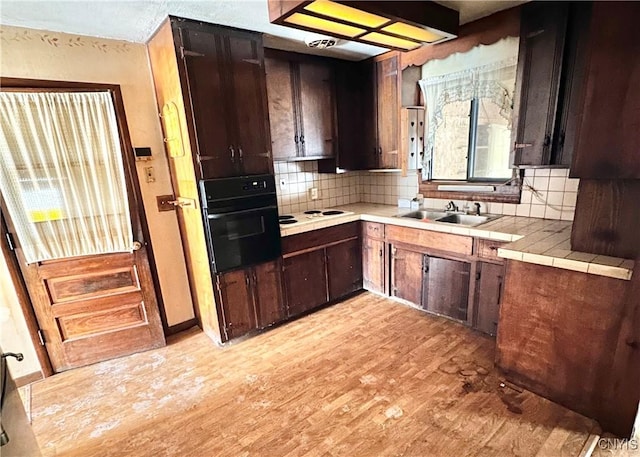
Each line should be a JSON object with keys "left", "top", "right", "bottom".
{"left": 15, "top": 371, "right": 43, "bottom": 387}
{"left": 166, "top": 318, "right": 198, "bottom": 336}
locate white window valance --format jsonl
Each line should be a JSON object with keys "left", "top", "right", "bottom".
{"left": 418, "top": 37, "right": 519, "bottom": 177}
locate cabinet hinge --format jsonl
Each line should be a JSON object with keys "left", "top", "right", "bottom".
{"left": 37, "top": 329, "right": 45, "bottom": 346}
{"left": 5, "top": 232, "right": 15, "bottom": 251}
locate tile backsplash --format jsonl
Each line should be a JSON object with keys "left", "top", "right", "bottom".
{"left": 275, "top": 162, "right": 578, "bottom": 222}
{"left": 274, "top": 161, "right": 359, "bottom": 215}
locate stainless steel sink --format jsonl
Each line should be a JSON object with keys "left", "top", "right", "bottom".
{"left": 435, "top": 214, "right": 493, "bottom": 226}
{"left": 398, "top": 209, "right": 502, "bottom": 227}
{"left": 398, "top": 210, "right": 448, "bottom": 221}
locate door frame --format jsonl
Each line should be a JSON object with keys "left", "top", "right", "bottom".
{"left": 0, "top": 77, "right": 169, "bottom": 376}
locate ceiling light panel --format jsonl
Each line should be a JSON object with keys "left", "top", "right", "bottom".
{"left": 360, "top": 32, "right": 421, "bottom": 51}
{"left": 382, "top": 22, "right": 444, "bottom": 44}
{"left": 284, "top": 12, "right": 366, "bottom": 38}
{"left": 304, "top": 0, "right": 391, "bottom": 28}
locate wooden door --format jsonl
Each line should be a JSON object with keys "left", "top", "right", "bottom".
{"left": 215, "top": 268, "right": 257, "bottom": 340}
{"left": 226, "top": 31, "right": 273, "bottom": 176}
{"left": 362, "top": 236, "right": 385, "bottom": 294}
{"left": 298, "top": 61, "right": 334, "bottom": 158}
{"left": 474, "top": 262, "right": 504, "bottom": 336}
{"left": 0, "top": 87, "right": 165, "bottom": 373}
{"left": 423, "top": 256, "right": 471, "bottom": 322}
{"left": 571, "top": 2, "right": 640, "bottom": 179}
{"left": 512, "top": 2, "right": 568, "bottom": 166}
{"left": 283, "top": 249, "right": 327, "bottom": 317}
{"left": 326, "top": 238, "right": 362, "bottom": 301}
{"left": 376, "top": 56, "right": 399, "bottom": 169}
{"left": 253, "top": 259, "right": 285, "bottom": 329}
{"left": 390, "top": 246, "right": 423, "bottom": 306}
{"left": 181, "top": 29, "right": 237, "bottom": 179}
{"left": 265, "top": 57, "right": 298, "bottom": 161}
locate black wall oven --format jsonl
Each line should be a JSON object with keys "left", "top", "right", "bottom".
{"left": 200, "top": 175, "right": 281, "bottom": 273}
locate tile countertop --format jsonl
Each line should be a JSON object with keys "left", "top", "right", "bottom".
{"left": 279, "top": 203, "right": 635, "bottom": 281}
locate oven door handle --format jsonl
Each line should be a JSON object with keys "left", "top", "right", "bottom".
{"left": 206, "top": 205, "right": 277, "bottom": 219}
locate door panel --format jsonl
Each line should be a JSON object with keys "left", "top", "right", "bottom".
{"left": 283, "top": 250, "right": 327, "bottom": 317}
{"left": 253, "top": 259, "right": 285, "bottom": 329}
{"left": 184, "top": 55, "right": 236, "bottom": 178}
{"left": 390, "top": 246, "right": 423, "bottom": 306}
{"left": 265, "top": 57, "right": 298, "bottom": 161}
{"left": 299, "top": 61, "right": 334, "bottom": 158}
{"left": 423, "top": 256, "right": 471, "bottom": 321}
{"left": 326, "top": 238, "right": 362, "bottom": 300}
{"left": 362, "top": 236, "right": 385, "bottom": 294}
{"left": 475, "top": 262, "right": 504, "bottom": 336}
{"left": 217, "top": 268, "right": 257, "bottom": 340}
{"left": 376, "top": 57, "right": 399, "bottom": 168}
{"left": 226, "top": 33, "right": 272, "bottom": 176}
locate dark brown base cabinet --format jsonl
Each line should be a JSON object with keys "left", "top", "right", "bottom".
{"left": 390, "top": 246, "right": 424, "bottom": 306}
{"left": 282, "top": 222, "right": 362, "bottom": 319}
{"left": 422, "top": 256, "right": 471, "bottom": 322}
{"left": 362, "top": 222, "right": 386, "bottom": 294}
{"left": 214, "top": 259, "right": 285, "bottom": 342}
{"left": 474, "top": 262, "right": 505, "bottom": 336}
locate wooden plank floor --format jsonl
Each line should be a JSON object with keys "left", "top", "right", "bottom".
{"left": 26, "top": 292, "right": 606, "bottom": 457}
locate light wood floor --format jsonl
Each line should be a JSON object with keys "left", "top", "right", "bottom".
{"left": 26, "top": 292, "right": 610, "bottom": 456}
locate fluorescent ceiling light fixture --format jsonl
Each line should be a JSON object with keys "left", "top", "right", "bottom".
{"left": 284, "top": 12, "right": 365, "bottom": 38}
{"left": 304, "top": 0, "right": 391, "bottom": 28}
{"left": 382, "top": 22, "right": 444, "bottom": 43}
{"left": 360, "top": 32, "right": 421, "bottom": 51}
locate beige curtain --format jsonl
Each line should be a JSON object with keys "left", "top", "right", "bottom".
{"left": 0, "top": 91, "right": 133, "bottom": 264}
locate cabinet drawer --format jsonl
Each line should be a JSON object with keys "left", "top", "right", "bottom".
{"left": 362, "top": 222, "right": 384, "bottom": 239}
{"left": 282, "top": 221, "right": 360, "bottom": 255}
{"left": 476, "top": 239, "right": 507, "bottom": 261}
{"left": 385, "top": 225, "right": 473, "bottom": 256}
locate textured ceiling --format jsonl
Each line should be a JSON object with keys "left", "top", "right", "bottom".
{"left": 0, "top": 0, "right": 526, "bottom": 60}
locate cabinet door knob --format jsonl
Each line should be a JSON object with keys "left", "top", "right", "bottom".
{"left": 238, "top": 146, "right": 243, "bottom": 160}
{"left": 229, "top": 145, "right": 235, "bottom": 162}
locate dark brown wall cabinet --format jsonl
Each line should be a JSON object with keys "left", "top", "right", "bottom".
{"left": 282, "top": 222, "right": 363, "bottom": 318}
{"left": 570, "top": 3, "right": 640, "bottom": 179}
{"left": 265, "top": 53, "right": 335, "bottom": 161}
{"left": 330, "top": 55, "right": 400, "bottom": 171}
{"left": 176, "top": 18, "right": 273, "bottom": 178}
{"left": 214, "top": 259, "right": 285, "bottom": 341}
{"left": 512, "top": 2, "right": 591, "bottom": 167}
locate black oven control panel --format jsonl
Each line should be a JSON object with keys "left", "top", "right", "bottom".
{"left": 200, "top": 174, "right": 277, "bottom": 207}
{"left": 242, "top": 179, "right": 268, "bottom": 191}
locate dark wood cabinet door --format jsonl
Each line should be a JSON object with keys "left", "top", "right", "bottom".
{"left": 362, "top": 236, "right": 385, "bottom": 294}
{"left": 474, "top": 262, "right": 504, "bottom": 336}
{"left": 390, "top": 246, "right": 423, "bottom": 306}
{"left": 422, "top": 256, "right": 471, "bottom": 322}
{"left": 326, "top": 238, "right": 362, "bottom": 301}
{"left": 299, "top": 61, "right": 334, "bottom": 158}
{"left": 217, "top": 268, "right": 257, "bottom": 340}
{"left": 253, "top": 259, "right": 285, "bottom": 329}
{"left": 283, "top": 249, "right": 328, "bottom": 317}
{"left": 226, "top": 32, "right": 273, "bottom": 176}
{"left": 184, "top": 54, "right": 237, "bottom": 179}
{"left": 571, "top": 3, "right": 640, "bottom": 179}
{"left": 512, "top": 2, "right": 568, "bottom": 166}
{"left": 551, "top": 2, "right": 591, "bottom": 167}
{"left": 376, "top": 56, "right": 399, "bottom": 169}
{"left": 265, "top": 57, "right": 298, "bottom": 161}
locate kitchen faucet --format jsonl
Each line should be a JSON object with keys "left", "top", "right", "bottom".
{"left": 445, "top": 201, "right": 458, "bottom": 212}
